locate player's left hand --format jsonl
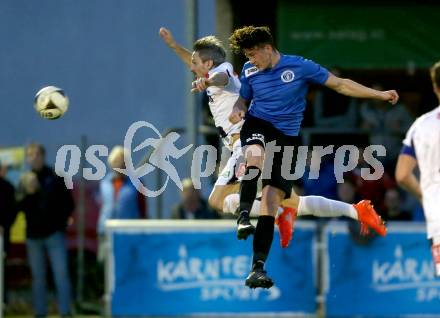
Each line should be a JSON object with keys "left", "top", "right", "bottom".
{"left": 191, "top": 77, "right": 210, "bottom": 93}
{"left": 159, "top": 27, "right": 176, "bottom": 48}
{"left": 382, "top": 90, "right": 399, "bottom": 105}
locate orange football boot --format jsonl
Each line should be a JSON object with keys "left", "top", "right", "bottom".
{"left": 276, "top": 206, "right": 297, "bottom": 248}
{"left": 353, "top": 200, "right": 387, "bottom": 237}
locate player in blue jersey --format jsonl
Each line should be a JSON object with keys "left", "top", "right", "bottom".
{"left": 228, "top": 26, "right": 399, "bottom": 289}
{"left": 159, "top": 27, "right": 387, "bottom": 252}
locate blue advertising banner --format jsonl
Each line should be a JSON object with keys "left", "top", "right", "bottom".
{"left": 325, "top": 222, "right": 440, "bottom": 317}
{"left": 107, "top": 220, "right": 317, "bottom": 316}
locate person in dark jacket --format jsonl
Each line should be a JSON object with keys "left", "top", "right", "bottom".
{"left": 0, "top": 161, "right": 17, "bottom": 255}
{"left": 0, "top": 160, "right": 18, "bottom": 305}
{"left": 18, "top": 143, "right": 74, "bottom": 318}
{"left": 171, "top": 178, "right": 220, "bottom": 219}
{"left": 97, "top": 146, "right": 147, "bottom": 262}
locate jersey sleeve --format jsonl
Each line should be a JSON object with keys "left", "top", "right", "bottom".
{"left": 302, "top": 58, "right": 329, "bottom": 85}
{"left": 212, "top": 62, "right": 234, "bottom": 77}
{"left": 401, "top": 120, "right": 417, "bottom": 158}
{"left": 209, "top": 62, "right": 234, "bottom": 86}
{"left": 239, "top": 68, "right": 253, "bottom": 101}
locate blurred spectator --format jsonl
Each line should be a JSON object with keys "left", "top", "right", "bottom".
{"left": 352, "top": 147, "right": 395, "bottom": 211}
{"left": 172, "top": 178, "right": 220, "bottom": 219}
{"left": 97, "top": 146, "right": 147, "bottom": 261}
{"left": 360, "top": 84, "right": 413, "bottom": 169}
{"left": 337, "top": 177, "right": 360, "bottom": 204}
{"left": 382, "top": 188, "right": 412, "bottom": 221}
{"left": 302, "top": 150, "right": 338, "bottom": 200}
{"left": 313, "top": 68, "right": 358, "bottom": 128}
{"left": 18, "top": 143, "right": 74, "bottom": 317}
{"left": 0, "top": 161, "right": 17, "bottom": 255}
{"left": 0, "top": 160, "right": 18, "bottom": 305}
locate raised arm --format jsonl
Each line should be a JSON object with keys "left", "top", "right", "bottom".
{"left": 324, "top": 73, "right": 399, "bottom": 104}
{"left": 159, "top": 27, "right": 192, "bottom": 68}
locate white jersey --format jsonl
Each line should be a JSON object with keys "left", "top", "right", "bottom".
{"left": 206, "top": 62, "right": 243, "bottom": 138}
{"left": 402, "top": 106, "right": 440, "bottom": 238}
{"left": 403, "top": 106, "right": 440, "bottom": 192}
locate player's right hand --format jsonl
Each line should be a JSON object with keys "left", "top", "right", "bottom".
{"left": 229, "top": 108, "right": 245, "bottom": 124}
{"left": 382, "top": 90, "right": 399, "bottom": 105}
{"left": 159, "top": 27, "right": 175, "bottom": 47}
{"left": 191, "top": 77, "right": 209, "bottom": 93}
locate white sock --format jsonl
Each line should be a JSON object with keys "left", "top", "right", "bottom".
{"left": 297, "top": 196, "right": 358, "bottom": 220}
{"left": 223, "top": 193, "right": 261, "bottom": 216}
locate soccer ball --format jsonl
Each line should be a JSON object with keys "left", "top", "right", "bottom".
{"left": 34, "top": 86, "right": 69, "bottom": 120}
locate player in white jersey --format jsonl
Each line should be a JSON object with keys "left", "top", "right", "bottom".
{"left": 396, "top": 61, "right": 440, "bottom": 276}
{"left": 159, "top": 28, "right": 298, "bottom": 220}
{"left": 159, "top": 27, "right": 247, "bottom": 213}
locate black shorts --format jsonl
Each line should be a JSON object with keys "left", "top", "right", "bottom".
{"left": 240, "top": 114, "right": 301, "bottom": 197}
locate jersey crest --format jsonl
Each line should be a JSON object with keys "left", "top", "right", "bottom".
{"left": 281, "top": 70, "right": 295, "bottom": 83}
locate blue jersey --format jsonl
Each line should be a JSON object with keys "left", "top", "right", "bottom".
{"left": 239, "top": 54, "right": 329, "bottom": 136}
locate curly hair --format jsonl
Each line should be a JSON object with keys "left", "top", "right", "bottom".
{"left": 229, "top": 26, "right": 274, "bottom": 54}
{"left": 431, "top": 61, "right": 440, "bottom": 88}
{"left": 193, "top": 36, "right": 226, "bottom": 66}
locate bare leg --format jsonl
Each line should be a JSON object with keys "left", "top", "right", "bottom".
{"left": 208, "top": 183, "right": 240, "bottom": 212}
